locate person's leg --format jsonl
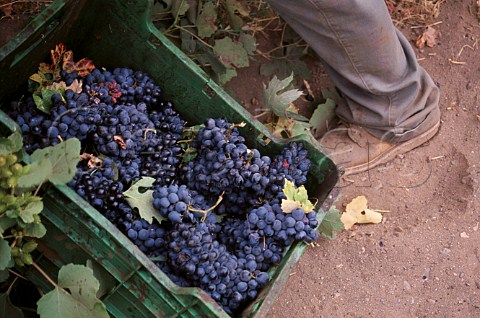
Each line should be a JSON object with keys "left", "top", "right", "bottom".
{"left": 265, "top": 0, "right": 440, "bottom": 174}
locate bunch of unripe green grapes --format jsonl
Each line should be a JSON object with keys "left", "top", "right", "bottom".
{"left": 0, "top": 153, "right": 41, "bottom": 267}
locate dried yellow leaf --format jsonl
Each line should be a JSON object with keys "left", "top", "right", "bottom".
{"left": 341, "top": 195, "right": 383, "bottom": 230}
{"left": 281, "top": 199, "right": 301, "bottom": 214}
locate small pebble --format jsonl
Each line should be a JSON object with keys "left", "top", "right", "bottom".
{"left": 422, "top": 268, "right": 431, "bottom": 280}
{"left": 440, "top": 248, "right": 451, "bottom": 256}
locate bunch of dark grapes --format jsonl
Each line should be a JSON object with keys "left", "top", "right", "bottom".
{"left": 71, "top": 170, "right": 170, "bottom": 255}
{"left": 180, "top": 118, "right": 273, "bottom": 215}
{"left": 140, "top": 103, "right": 184, "bottom": 186}
{"left": 83, "top": 68, "right": 162, "bottom": 106}
{"left": 152, "top": 184, "right": 219, "bottom": 224}
{"left": 218, "top": 218, "right": 286, "bottom": 272}
{"left": 167, "top": 221, "right": 270, "bottom": 315}
{"left": 9, "top": 57, "right": 320, "bottom": 316}
{"left": 267, "top": 141, "right": 311, "bottom": 192}
{"left": 247, "top": 200, "right": 319, "bottom": 247}
{"left": 10, "top": 97, "right": 56, "bottom": 152}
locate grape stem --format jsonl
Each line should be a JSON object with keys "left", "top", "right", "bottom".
{"left": 177, "top": 139, "right": 193, "bottom": 144}
{"left": 32, "top": 261, "right": 60, "bottom": 289}
{"left": 8, "top": 269, "right": 28, "bottom": 281}
{"left": 143, "top": 128, "right": 157, "bottom": 140}
{"left": 254, "top": 111, "right": 270, "bottom": 119}
{"left": 6, "top": 276, "right": 19, "bottom": 295}
{"left": 34, "top": 183, "right": 43, "bottom": 197}
{"left": 188, "top": 192, "right": 225, "bottom": 219}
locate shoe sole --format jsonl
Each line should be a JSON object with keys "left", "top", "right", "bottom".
{"left": 343, "top": 120, "right": 440, "bottom": 176}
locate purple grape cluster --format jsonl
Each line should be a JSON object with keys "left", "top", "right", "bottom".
{"left": 9, "top": 62, "right": 318, "bottom": 316}
{"left": 167, "top": 221, "right": 270, "bottom": 314}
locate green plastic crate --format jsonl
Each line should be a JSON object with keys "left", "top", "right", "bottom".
{"left": 0, "top": 0, "right": 339, "bottom": 317}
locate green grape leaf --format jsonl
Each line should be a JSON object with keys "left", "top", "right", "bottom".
{"left": 239, "top": 33, "right": 257, "bottom": 55}
{"left": 19, "top": 201, "right": 43, "bottom": 224}
{"left": 86, "top": 260, "right": 116, "bottom": 299}
{"left": 0, "top": 292, "right": 24, "bottom": 318}
{"left": 260, "top": 60, "right": 291, "bottom": 79}
{"left": 185, "top": 0, "right": 198, "bottom": 23}
{"left": 30, "top": 138, "right": 81, "bottom": 185}
{"left": 182, "top": 147, "right": 198, "bottom": 163}
{"left": 289, "top": 122, "right": 310, "bottom": 138}
{"left": 29, "top": 72, "right": 48, "bottom": 84}
{"left": 262, "top": 73, "right": 303, "bottom": 118}
{"left": 0, "top": 131, "right": 23, "bottom": 156}
{"left": 285, "top": 111, "right": 310, "bottom": 123}
{"left": 317, "top": 207, "right": 344, "bottom": 239}
{"left": 282, "top": 179, "right": 296, "bottom": 199}
{"left": 34, "top": 86, "right": 65, "bottom": 115}
{"left": 0, "top": 218, "right": 16, "bottom": 235}
{"left": 17, "top": 158, "right": 53, "bottom": 188}
{"left": 281, "top": 179, "right": 314, "bottom": 213}
{"left": 179, "top": 17, "right": 196, "bottom": 54}
{"left": 171, "top": 0, "right": 190, "bottom": 17}
{"left": 320, "top": 87, "right": 341, "bottom": 103}
{"left": 213, "top": 37, "right": 249, "bottom": 68}
{"left": 225, "top": 0, "right": 249, "bottom": 30}
{"left": 309, "top": 98, "right": 336, "bottom": 138}
{"left": 24, "top": 222, "right": 47, "bottom": 238}
{"left": 0, "top": 239, "right": 12, "bottom": 270}
{"left": 259, "top": 59, "right": 311, "bottom": 81}
{"left": 0, "top": 269, "right": 9, "bottom": 283}
{"left": 37, "top": 264, "right": 109, "bottom": 318}
{"left": 216, "top": 67, "right": 237, "bottom": 86}
{"left": 195, "top": 46, "right": 238, "bottom": 84}
{"left": 196, "top": 1, "right": 217, "bottom": 38}
{"left": 123, "top": 177, "right": 166, "bottom": 224}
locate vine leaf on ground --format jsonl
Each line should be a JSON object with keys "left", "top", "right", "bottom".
{"left": 37, "top": 264, "right": 109, "bottom": 318}
{"left": 341, "top": 195, "right": 383, "bottom": 230}
{"left": 171, "top": 0, "right": 190, "bottom": 19}
{"left": 316, "top": 207, "right": 344, "bottom": 239}
{"left": 260, "top": 57, "right": 311, "bottom": 81}
{"left": 225, "top": 0, "right": 249, "bottom": 30}
{"left": 216, "top": 68, "right": 237, "bottom": 86}
{"left": 180, "top": 18, "right": 196, "bottom": 54}
{"left": 213, "top": 37, "right": 250, "bottom": 68}
{"left": 196, "top": 48, "right": 237, "bottom": 85}
{"left": 25, "top": 138, "right": 81, "bottom": 185}
{"left": 239, "top": 33, "right": 257, "bottom": 55}
{"left": 123, "top": 177, "right": 166, "bottom": 224}
{"left": 0, "top": 131, "right": 23, "bottom": 156}
{"left": 262, "top": 73, "right": 303, "bottom": 118}
{"left": 281, "top": 179, "right": 315, "bottom": 213}
{"left": 0, "top": 239, "right": 12, "bottom": 270}
{"left": 196, "top": 1, "right": 218, "bottom": 38}
{"left": 0, "top": 292, "right": 24, "bottom": 318}
{"left": 268, "top": 103, "right": 310, "bottom": 138}
{"left": 320, "top": 87, "right": 341, "bottom": 103}
{"left": 309, "top": 98, "right": 336, "bottom": 138}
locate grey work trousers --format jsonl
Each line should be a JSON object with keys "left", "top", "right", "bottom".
{"left": 266, "top": 0, "right": 441, "bottom": 143}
